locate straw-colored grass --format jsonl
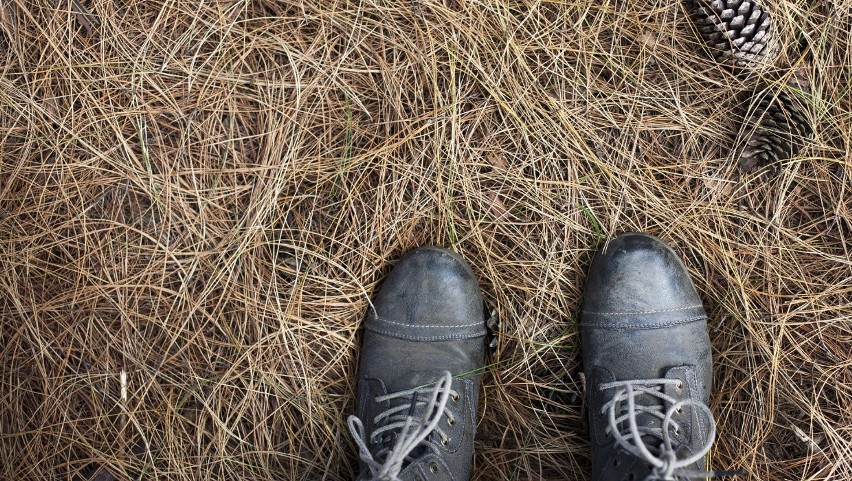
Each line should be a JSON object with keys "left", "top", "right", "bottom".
{"left": 1, "top": 0, "right": 850, "bottom": 479}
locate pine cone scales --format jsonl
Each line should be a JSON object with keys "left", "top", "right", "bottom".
{"left": 739, "top": 74, "right": 812, "bottom": 175}
{"left": 689, "top": 0, "right": 779, "bottom": 69}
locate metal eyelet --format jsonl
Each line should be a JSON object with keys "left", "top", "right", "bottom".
{"left": 430, "top": 462, "right": 439, "bottom": 474}
{"left": 447, "top": 417, "right": 456, "bottom": 427}
{"left": 451, "top": 392, "right": 459, "bottom": 403}
{"left": 675, "top": 380, "right": 683, "bottom": 389}
{"left": 441, "top": 437, "right": 450, "bottom": 447}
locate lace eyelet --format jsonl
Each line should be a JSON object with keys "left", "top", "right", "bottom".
{"left": 675, "top": 380, "right": 683, "bottom": 389}
{"left": 430, "top": 462, "right": 439, "bottom": 474}
{"left": 612, "top": 458, "right": 619, "bottom": 467}
{"left": 447, "top": 417, "right": 456, "bottom": 427}
{"left": 451, "top": 393, "right": 459, "bottom": 403}
{"left": 676, "top": 407, "right": 683, "bottom": 414}
{"left": 441, "top": 437, "right": 450, "bottom": 447}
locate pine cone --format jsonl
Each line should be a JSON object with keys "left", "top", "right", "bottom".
{"left": 738, "top": 69, "right": 812, "bottom": 176}
{"left": 688, "top": 0, "right": 779, "bottom": 69}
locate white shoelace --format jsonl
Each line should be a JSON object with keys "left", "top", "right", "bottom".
{"left": 348, "top": 371, "right": 456, "bottom": 481}
{"left": 600, "top": 378, "right": 717, "bottom": 481}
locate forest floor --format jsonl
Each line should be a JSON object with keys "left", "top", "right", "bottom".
{"left": 1, "top": 1, "right": 850, "bottom": 479}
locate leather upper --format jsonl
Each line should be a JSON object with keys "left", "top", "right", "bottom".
{"left": 580, "top": 233, "right": 713, "bottom": 481}
{"left": 354, "top": 247, "right": 487, "bottom": 481}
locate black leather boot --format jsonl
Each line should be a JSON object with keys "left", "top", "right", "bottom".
{"left": 348, "top": 247, "right": 488, "bottom": 481}
{"left": 581, "top": 233, "right": 717, "bottom": 481}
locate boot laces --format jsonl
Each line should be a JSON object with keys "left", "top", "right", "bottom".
{"left": 348, "top": 371, "right": 456, "bottom": 481}
{"left": 600, "top": 379, "right": 717, "bottom": 481}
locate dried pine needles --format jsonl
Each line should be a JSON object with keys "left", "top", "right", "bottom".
{"left": 1, "top": 1, "right": 850, "bottom": 480}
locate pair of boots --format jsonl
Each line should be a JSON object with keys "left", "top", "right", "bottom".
{"left": 348, "top": 233, "right": 716, "bottom": 481}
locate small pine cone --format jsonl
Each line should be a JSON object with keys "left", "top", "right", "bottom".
{"left": 738, "top": 70, "right": 812, "bottom": 176}
{"left": 689, "top": 0, "right": 779, "bottom": 69}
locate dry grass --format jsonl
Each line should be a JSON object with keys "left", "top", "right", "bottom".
{"left": 1, "top": 0, "right": 850, "bottom": 479}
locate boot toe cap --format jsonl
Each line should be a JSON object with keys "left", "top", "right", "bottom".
{"left": 367, "top": 247, "right": 487, "bottom": 340}
{"left": 581, "top": 233, "right": 706, "bottom": 329}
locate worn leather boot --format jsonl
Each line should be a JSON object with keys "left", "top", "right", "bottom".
{"left": 348, "top": 247, "right": 488, "bottom": 481}
{"left": 581, "top": 233, "right": 717, "bottom": 481}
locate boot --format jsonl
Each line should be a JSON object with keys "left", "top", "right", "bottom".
{"left": 348, "top": 247, "right": 488, "bottom": 481}
{"left": 581, "top": 233, "right": 717, "bottom": 481}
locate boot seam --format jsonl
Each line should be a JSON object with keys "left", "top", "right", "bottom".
{"left": 371, "top": 316, "right": 484, "bottom": 329}
{"left": 365, "top": 325, "right": 486, "bottom": 341}
{"left": 582, "top": 304, "right": 704, "bottom": 316}
{"left": 580, "top": 316, "right": 706, "bottom": 330}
